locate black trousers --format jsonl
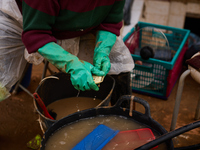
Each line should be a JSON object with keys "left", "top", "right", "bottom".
{"left": 110, "top": 72, "right": 132, "bottom": 107}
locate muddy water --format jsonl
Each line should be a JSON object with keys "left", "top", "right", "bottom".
{"left": 46, "top": 97, "right": 103, "bottom": 120}
{"left": 45, "top": 116, "right": 168, "bottom": 150}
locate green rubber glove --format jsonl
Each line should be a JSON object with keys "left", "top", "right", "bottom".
{"left": 93, "top": 30, "right": 117, "bottom": 75}
{"left": 38, "top": 42, "right": 105, "bottom": 91}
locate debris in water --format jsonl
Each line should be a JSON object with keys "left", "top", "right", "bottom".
{"left": 93, "top": 75, "right": 104, "bottom": 84}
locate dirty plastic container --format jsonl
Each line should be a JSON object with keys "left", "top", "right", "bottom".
{"left": 40, "top": 95, "right": 173, "bottom": 150}
{"left": 40, "top": 95, "right": 200, "bottom": 150}
{"left": 33, "top": 72, "right": 115, "bottom": 130}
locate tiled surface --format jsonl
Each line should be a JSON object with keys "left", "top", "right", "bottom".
{"left": 145, "top": 1, "right": 170, "bottom": 15}
{"left": 122, "top": 0, "right": 200, "bottom": 36}
{"left": 170, "top": 1, "right": 186, "bottom": 16}
{"left": 139, "top": 0, "right": 170, "bottom": 26}
{"left": 145, "top": 13, "right": 169, "bottom": 25}
{"left": 186, "top": 2, "right": 200, "bottom": 14}
{"left": 168, "top": 14, "right": 186, "bottom": 28}
{"left": 168, "top": 1, "right": 186, "bottom": 28}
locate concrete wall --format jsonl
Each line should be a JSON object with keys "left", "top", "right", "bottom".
{"left": 140, "top": 0, "right": 200, "bottom": 29}
{"left": 140, "top": 1, "right": 170, "bottom": 25}
{"left": 168, "top": 1, "right": 186, "bottom": 28}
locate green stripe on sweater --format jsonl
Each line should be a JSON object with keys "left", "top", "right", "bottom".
{"left": 22, "top": 1, "right": 124, "bottom": 32}
{"left": 22, "top": 1, "right": 56, "bottom": 31}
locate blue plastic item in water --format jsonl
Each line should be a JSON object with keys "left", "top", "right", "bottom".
{"left": 72, "top": 124, "right": 119, "bottom": 150}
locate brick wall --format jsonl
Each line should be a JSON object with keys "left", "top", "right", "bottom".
{"left": 140, "top": 0, "right": 200, "bottom": 29}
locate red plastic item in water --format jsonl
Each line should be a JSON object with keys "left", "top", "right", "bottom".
{"left": 102, "top": 128, "right": 158, "bottom": 150}
{"left": 33, "top": 93, "right": 54, "bottom": 120}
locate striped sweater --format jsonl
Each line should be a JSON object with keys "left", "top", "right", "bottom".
{"left": 15, "top": 0, "right": 125, "bottom": 53}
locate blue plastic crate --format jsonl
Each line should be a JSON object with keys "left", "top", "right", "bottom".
{"left": 123, "top": 22, "right": 190, "bottom": 99}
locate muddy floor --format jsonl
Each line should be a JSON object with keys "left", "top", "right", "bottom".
{"left": 0, "top": 63, "right": 200, "bottom": 150}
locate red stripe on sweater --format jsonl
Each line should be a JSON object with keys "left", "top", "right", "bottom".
{"left": 59, "top": 0, "right": 116, "bottom": 12}
{"left": 22, "top": 30, "right": 57, "bottom": 53}
{"left": 52, "top": 22, "right": 122, "bottom": 40}
{"left": 18, "top": 0, "right": 123, "bottom": 15}
{"left": 23, "top": 0, "right": 60, "bottom": 16}
{"left": 22, "top": 21, "right": 122, "bottom": 53}
{"left": 96, "top": 22, "right": 123, "bottom": 36}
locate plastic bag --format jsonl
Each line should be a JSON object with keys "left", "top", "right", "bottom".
{"left": 109, "top": 36, "right": 134, "bottom": 75}
{"left": 188, "top": 32, "right": 200, "bottom": 48}
{"left": 0, "top": 0, "right": 23, "bottom": 27}
{"left": 57, "top": 37, "right": 80, "bottom": 56}
{"left": 0, "top": 10, "right": 26, "bottom": 101}
{"left": 0, "top": 0, "right": 44, "bottom": 66}
{"left": 24, "top": 48, "right": 44, "bottom": 65}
